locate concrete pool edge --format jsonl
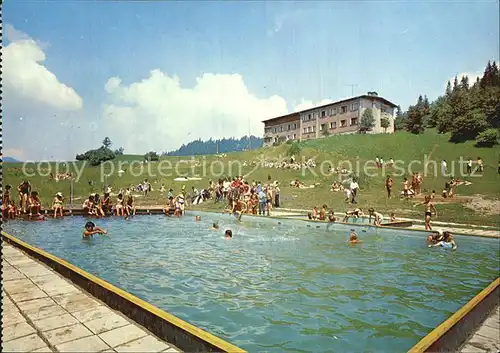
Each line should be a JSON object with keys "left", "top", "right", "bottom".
{"left": 195, "top": 209, "right": 499, "bottom": 239}
{"left": 1, "top": 231, "right": 247, "bottom": 353}
{"left": 408, "top": 277, "right": 500, "bottom": 352}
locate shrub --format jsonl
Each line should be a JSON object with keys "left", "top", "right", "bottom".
{"left": 287, "top": 141, "right": 301, "bottom": 156}
{"left": 475, "top": 128, "right": 499, "bottom": 147}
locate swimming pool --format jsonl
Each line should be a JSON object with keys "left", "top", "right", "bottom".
{"left": 4, "top": 212, "right": 499, "bottom": 352}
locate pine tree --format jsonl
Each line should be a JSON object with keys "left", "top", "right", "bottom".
{"left": 445, "top": 81, "right": 452, "bottom": 96}
{"left": 460, "top": 75, "right": 469, "bottom": 90}
{"left": 405, "top": 105, "right": 425, "bottom": 134}
{"left": 453, "top": 76, "right": 459, "bottom": 91}
{"left": 394, "top": 106, "right": 407, "bottom": 131}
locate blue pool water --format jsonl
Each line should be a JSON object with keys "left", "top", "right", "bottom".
{"left": 4, "top": 212, "right": 499, "bottom": 352}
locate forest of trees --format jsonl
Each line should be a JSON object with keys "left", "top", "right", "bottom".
{"left": 395, "top": 61, "right": 500, "bottom": 147}
{"left": 164, "top": 135, "right": 263, "bottom": 156}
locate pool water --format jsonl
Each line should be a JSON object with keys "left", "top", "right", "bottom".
{"left": 4, "top": 212, "right": 499, "bottom": 352}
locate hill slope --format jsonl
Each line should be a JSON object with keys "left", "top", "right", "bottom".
{"left": 3, "top": 130, "right": 499, "bottom": 225}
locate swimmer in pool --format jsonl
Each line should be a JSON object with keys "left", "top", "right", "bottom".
{"left": 347, "top": 229, "right": 362, "bottom": 244}
{"left": 212, "top": 222, "right": 219, "bottom": 230}
{"left": 195, "top": 215, "right": 201, "bottom": 221}
{"left": 83, "top": 221, "right": 107, "bottom": 239}
{"left": 225, "top": 229, "right": 233, "bottom": 239}
{"left": 427, "top": 229, "right": 444, "bottom": 244}
{"left": 428, "top": 231, "right": 457, "bottom": 250}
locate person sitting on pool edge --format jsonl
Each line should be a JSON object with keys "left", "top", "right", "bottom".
{"left": 328, "top": 211, "right": 336, "bottom": 222}
{"left": 225, "top": 229, "right": 233, "bottom": 239}
{"left": 428, "top": 231, "right": 457, "bottom": 250}
{"left": 343, "top": 208, "right": 363, "bottom": 222}
{"left": 368, "top": 208, "right": 384, "bottom": 226}
{"left": 83, "top": 221, "right": 107, "bottom": 239}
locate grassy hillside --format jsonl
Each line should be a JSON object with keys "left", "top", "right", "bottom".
{"left": 3, "top": 129, "right": 500, "bottom": 225}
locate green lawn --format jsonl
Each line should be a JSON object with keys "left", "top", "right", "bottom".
{"left": 4, "top": 129, "right": 500, "bottom": 226}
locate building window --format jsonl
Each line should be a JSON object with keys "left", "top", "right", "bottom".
{"left": 280, "top": 126, "right": 283, "bottom": 132}
{"left": 308, "top": 126, "right": 312, "bottom": 133}
{"left": 340, "top": 120, "right": 347, "bottom": 127}
{"left": 320, "top": 123, "right": 326, "bottom": 131}
{"left": 293, "top": 133, "right": 297, "bottom": 139}
{"left": 308, "top": 114, "right": 312, "bottom": 120}
{"left": 273, "top": 127, "right": 276, "bottom": 133}
{"left": 332, "top": 107, "right": 337, "bottom": 115}
{"left": 330, "top": 122, "right": 337, "bottom": 129}
{"left": 351, "top": 118, "right": 358, "bottom": 125}
{"left": 294, "top": 123, "right": 297, "bottom": 129}
{"left": 321, "top": 111, "right": 326, "bottom": 117}
{"left": 303, "top": 128, "right": 307, "bottom": 134}
{"left": 350, "top": 103, "right": 359, "bottom": 111}
{"left": 314, "top": 112, "right": 319, "bottom": 119}
{"left": 340, "top": 106, "right": 347, "bottom": 114}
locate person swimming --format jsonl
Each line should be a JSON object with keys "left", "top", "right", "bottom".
{"left": 429, "top": 231, "right": 457, "bottom": 250}
{"left": 348, "top": 229, "right": 362, "bottom": 244}
{"left": 195, "top": 215, "right": 201, "bottom": 221}
{"left": 83, "top": 221, "right": 107, "bottom": 239}
{"left": 212, "top": 222, "right": 219, "bottom": 230}
{"left": 225, "top": 229, "right": 233, "bottom": 239}
{"left": 427, "top": 229, "right": 444, "bottom": 244}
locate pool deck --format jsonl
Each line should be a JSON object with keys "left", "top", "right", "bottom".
{"left": 268, "top": 208, "right": 500, "bottom": 238}
{"left": 461, "top": 305, "right": 500, "bottom": 352}
{"left": 2, "top": 244, "right": 182, "bottom": 353}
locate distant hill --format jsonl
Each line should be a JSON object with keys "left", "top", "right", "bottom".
{"left": 2, "top": 157, "right": 21, "bottom": 163}
{"left": 164, "top": 135, "right": 263, "bottom": 156}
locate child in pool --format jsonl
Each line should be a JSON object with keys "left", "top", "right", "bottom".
{"left": 83, "top": 221, "right": 107, "bottom": 239}
{"left": 212, "top": 222, "right": 219, "bottom": 230}
{"left": 225, "top": 229, "right": 233, "bottom": 239}
{"left": 348, "top": 230, "right": 362, "bottom": 244}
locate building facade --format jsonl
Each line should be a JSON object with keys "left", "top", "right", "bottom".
{"left": 262, "top": 93, "right": 397, "bottom": 146}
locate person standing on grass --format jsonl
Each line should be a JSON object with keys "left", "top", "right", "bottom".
{"left": 441, "top": 160, "right": 447, "bottom": 176}
{"left": 467, "top": 158, "right": 473, "bottom": 175}
{"left": 350, "top": 178, "right": 359, "bottom": 204}
{"left": 274, "top": 182, "right": 280, "bottom": 208}
{"left": 476, "top": 157, "right": 483, "bottom": 173}
{"left": 414, "top": 195, "right": 437, "bottom": 230}
{"left": 385, "top": 175, "right": 393, "bottom": 199}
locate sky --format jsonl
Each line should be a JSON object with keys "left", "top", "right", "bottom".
{"left": 3, "top": 1, "right": 499, "bottom": 161}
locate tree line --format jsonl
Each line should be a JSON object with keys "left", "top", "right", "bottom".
{"left": 395, "top": 60, "right": 500, "bottom": 147}
{"left": 163, "top": 135, "right": 263, "bottom": 156}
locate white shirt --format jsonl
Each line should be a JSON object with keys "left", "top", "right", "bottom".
{"left": 374, "top": 212, "right": 383, "bottom": 221}
{"left": 350, "top": 182, "right": 359, "bottom": 191}
{"left": 442, "top": 161, "right": 447, "bottom": 167}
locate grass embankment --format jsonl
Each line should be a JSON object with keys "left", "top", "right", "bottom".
{"left": 3, "top": 130, "right": 500, "bottom": 226}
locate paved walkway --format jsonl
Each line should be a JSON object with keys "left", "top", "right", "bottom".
{"left": 461, "top": 305, "right": 500, "bottom": 352}
{"left": 2, "top": 244, "right": 182, "bottom": 353}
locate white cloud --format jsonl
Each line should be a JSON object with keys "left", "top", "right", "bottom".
{"left": 444, "top": 71, "right": 482, "bottom": 89}
{"left": 2, "top": 24, "right": 83, "bottom": 111}
{"left": 102, "top": 70, "right": 289, "bottom": 153}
